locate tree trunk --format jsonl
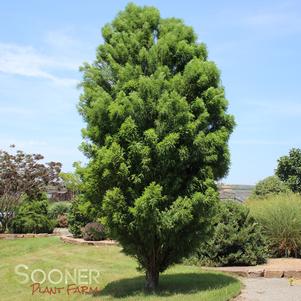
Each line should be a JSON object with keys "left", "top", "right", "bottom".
{"left": 145, "top": 268, "right": 159, "bottom": 291}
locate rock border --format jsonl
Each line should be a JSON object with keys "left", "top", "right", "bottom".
{"left": 0, "top": 232, "right": 118, "bottom": 247}
{"left": 60, "top": 235, "right": 118, "bottom": 246}
{"left": 0, "top": 233, "right": 54, "bottom": 239}
{"left": 206, "top": 266, "right": 301, "bottom": 279}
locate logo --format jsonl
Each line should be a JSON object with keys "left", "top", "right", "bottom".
{"left": 15, "top": 264, "right": 101, "bottom": 296}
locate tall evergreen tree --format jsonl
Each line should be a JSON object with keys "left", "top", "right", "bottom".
{"left": 78, "top": 3, "right": 235, "bottom": 290}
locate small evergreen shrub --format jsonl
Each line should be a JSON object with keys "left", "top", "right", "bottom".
{"left": 68, "top": 197, "right": 96, "bottom": 237}
{"left": 192, "top": 200, "right": 268, "bottom": 266}
{"left": 10, "top": 197, "right": 55, "bottom": 234}
{"left": 48, "top": 202, "right": 71, "bottom": 219}
{"left": 83, "top": 222, "right": 105, "bottom": 241}
{"left": 247, "top": 192, "right": 301, "bottom": 257}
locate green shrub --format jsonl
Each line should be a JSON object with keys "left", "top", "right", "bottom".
{"left": 48, "top": 202, "right": 71, "bottom": 219}
{"left": 247, "top": 192, "right": 301, "bottom": 257}
{"left": 68, "top": 197, "right": 97, "bottom": 237}
{"left": 10, "top": 196, "right": 55, "bottom": 234}
{"left": 83, "top": 222, "right": 105, "bottom": 241}
{"left": 250, "top": 176, "right": 289, "bottom": 199}
{"left": 192, "top": 200, "right": 268, "bottom": 266}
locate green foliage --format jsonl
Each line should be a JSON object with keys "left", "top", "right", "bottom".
{"left": 78, "top": 3, "right": 234, "bottom": 289}
{"left": 67, "top": 197, "right": 98, "bottom": 237}
{"left": 0, "top": 146, "right": 61, "bottom": 232}
{"left": 193, "top": 201, "right": 267, "bottom": 266}
{"left": 276, "top": 148, "right": 301, "bottom": 193}
{"left": 250, "top": 176, "right": 289, "bottom": 199}
{"left": 10, "top": 196, "right": 55, "bottom": 234}
{"left": 59, "top": 171, "right": 81, "bottom": 195}
{"left": 48, "top": 202, "right": 71, "bottom": 219}
{"left": 49, "top": 202, "right": 71, "bottom": 227}
{"left": 247, "top": 192, "right": 301, "bottom": 257}
{"left": 83, "top": 222, "right": 105, "bottom": 241}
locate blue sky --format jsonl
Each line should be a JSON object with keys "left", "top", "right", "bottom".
{"left": 0, "top": 0, "right": 300, "bottom": 184}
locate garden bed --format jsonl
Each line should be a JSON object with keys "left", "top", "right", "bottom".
{"left": 0, "top": 233, "right": 54, "bottom": 239}
{"left": 0, "top": 227, "right": 69, "bottom": 239}
{"left": 60, "top": 235, "right": 118, "bottom": 246}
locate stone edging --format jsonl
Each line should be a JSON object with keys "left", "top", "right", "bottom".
{"left": 207, "top": 267, "right": 301, "bottom": 278}
{"left": 0, "top": 233, "right": 54, "bottom": 239}
{"left": 0, "top": 232, "right": 118, "bottom": 247}
{"left": 60, "top": 235, "right": 118, "bottom": 246}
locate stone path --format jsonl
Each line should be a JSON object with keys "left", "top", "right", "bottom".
{"left": 235, "top": 278, "right": 301, "bottom": 301}
{"left": 204, "top": 259, "right": 301, "bottom": 300}
{"left": 209, "top": 258, "right": 301, "bottom": 278}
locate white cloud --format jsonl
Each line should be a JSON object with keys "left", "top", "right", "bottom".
{"left": 0, "top": 43, "right": 79, "bottom": 87}
{"left": 44, "top": 29, "right": 79, "bottom": 50}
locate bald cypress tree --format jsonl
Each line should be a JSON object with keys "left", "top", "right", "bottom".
{"left": 79, "top": 3, "right": 235, "bottom": 290}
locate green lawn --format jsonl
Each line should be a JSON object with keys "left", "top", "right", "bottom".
{"left": 0, "top": 237, "right": 240, "bottom": 301}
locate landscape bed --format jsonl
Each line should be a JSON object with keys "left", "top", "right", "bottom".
{"left": 0, "top": 237, "right": 241, "bottom": 301}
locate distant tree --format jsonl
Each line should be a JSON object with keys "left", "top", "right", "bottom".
{"left": 0, "top": 146, "right": 61, "bottom": 232}
{"left": 78, "top": 4, "right": 235, "bottom": 290}
{"left": 276, "top": 148, "right": 301, "bottom": 193}
{"left": 60, "top": 171, "right": 81, "bottom": 195}
{"left": 251, "top": 176, "right": 289, "bottom": 199}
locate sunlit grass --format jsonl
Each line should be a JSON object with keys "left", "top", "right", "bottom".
{"left": 0, "top": 237, "right": 240, "bottom": 301}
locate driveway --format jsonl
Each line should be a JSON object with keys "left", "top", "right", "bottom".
{"left": 235, "top": 278, "right": 301, "bottom": 301}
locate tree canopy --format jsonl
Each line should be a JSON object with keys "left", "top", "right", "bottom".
{"left": 276, "top": 148, "right": 301, "bottom": 193}
{"left": 60, "top": 171, "right": 81, "bottom": 195}
{"left": 0, "top": 146, "right": 61, "bottom": 232}
{"left": 251, "top": 176, "right": 289, "bottom": 199}
{"left": 78, "top": 3, "right": 235, "bottom": 290}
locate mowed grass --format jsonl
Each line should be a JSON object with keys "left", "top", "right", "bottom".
{"left": 0, "top": 237, "right": 240, "bottom": 301}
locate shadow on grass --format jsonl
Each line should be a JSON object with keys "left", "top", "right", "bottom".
{"left": 93, "top": 272, "right": 239, "bottom": 298}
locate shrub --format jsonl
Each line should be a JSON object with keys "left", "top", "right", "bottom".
{"left": 247, "top": 192, "right": 301, "bottom": 257}
{"left": 83, "top": 222, "right": 105, "bottom": 241}
{"left": 68, "top": 197, "right": 97, "bottom": 237}
{"left": 48, "top": 202, "right": 71, "bottom": 219}
{"left": 250, "top": 176, "right": 289, "bottom": 199}
{"left": 276, "top": 148, "right": 301, "bottom": 193}
{"left": 57, "top": 214, "right": 68, "bottom": 228}
{"left": 10, "top": 197, "right": 55, "bottom": 234}
{"left": 192, "top": 200, "right": 268, "bottom": 266}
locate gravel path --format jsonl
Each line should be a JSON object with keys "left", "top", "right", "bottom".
{"left": 235, "top": 278, "right": 301, "bottom": 301}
